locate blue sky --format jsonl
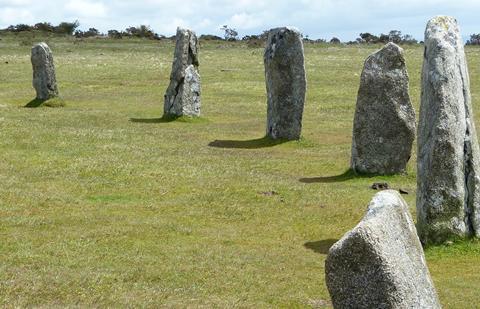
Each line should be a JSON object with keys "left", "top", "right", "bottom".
{"left": 0, "top": 0, "right": 479, "bottom": 40}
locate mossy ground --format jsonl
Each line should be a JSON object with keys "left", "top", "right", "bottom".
{"left": 0, "top": 33, "right": 479, "bottom": 307}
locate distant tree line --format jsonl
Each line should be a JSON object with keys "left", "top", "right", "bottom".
{"left": 4, "top": 22, "right": 480, "bottom": 46}
{"left": 2, "top": 21, "right": 80, "bottom": 35}
{"left": 351, "top": 30, "right": 418, "bottom": 45}
{"left": 221, "top": 27, "right": 419, "bottom": 45}
{"left": 466, "top": 34, "right": 480, "bottom": 45}
{"left": 0, "top": 21, "right": 165, "bottom": 40}
{"left": 105, "top": 25, "right": 164, "bottom": 40}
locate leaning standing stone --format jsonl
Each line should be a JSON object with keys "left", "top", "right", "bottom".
{"left": 351, "top": 42, "right": 415, "bottom": 174}
{"left": 164, "top": 27, "right": 201, "bottom": 117}
{"left": 325, "top": 190, "right": 441, "bottom": 308}
{"left": 417, "top": 16, "right": 480, "bottom": 244}
{"left": 31, "top": 42, "right": 58, "bottom": 100}
{"left": 264, "top": 27, "right": 306, "bottom": 140}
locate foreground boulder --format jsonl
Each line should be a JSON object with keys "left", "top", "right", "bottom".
{"left": 164, "top": 28, "right": 201, "bottom": 117}
{"left": 31, "top": 42, "right": 58, "bottom": 100}
{"left": 351, "top": 42, "right": 415, "bottom": 174}
{"left": 417, "top": 16, "right": 480, "bottom": 244}
{"left": 264, "top": 27, "right": 306, "bottom": 140}
{"left": 326, "top": 190, "right": 440, "bottom": 308}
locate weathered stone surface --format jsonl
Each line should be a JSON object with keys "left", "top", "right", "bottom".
{"left": 351, "top": 42, "right": 415, "bottom": 175}
{"left": 164, "top": 27, "right": 201, "bottom": 117}
{"left": 264, "top": 27, "right": 306, "bottom": 140}
{"left": 31, "top": 42, "right": 58, "bottom": 100}
{"left": 417, "top": 16, "right": 480, "bottom": 244}
{"left": 325, "top": 190, "right": 441, "bottom": 309}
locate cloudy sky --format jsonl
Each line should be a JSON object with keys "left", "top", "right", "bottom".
{"left": 1, "top": 0, "right": 479, "bottom": 40}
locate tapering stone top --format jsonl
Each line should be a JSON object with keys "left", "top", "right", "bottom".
{"left": 326, "top": 190, "right": 441, "bottom": 308}
{"left": 169, "top": 27, "right": 199, "bottom": 81}
{"left": 425, "top": 16, "right": 462, "bottom": 44}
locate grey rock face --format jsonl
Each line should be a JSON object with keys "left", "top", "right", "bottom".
{"left": 264, "top": 27, "right": 306, "bottom": 140}
{"left": 417, "top": 16, "right": 480, "bottom": 244}
{"left": 164, "top": 28, "right": 201, "bottom": 117}
{"left": 31, "top": 42, "right": 58, "bottom": 100}
{"left": 326, "top": 190, "right": 441, "bottom": 309}
{"left": 351, "top": 43, "right": 415, "bottom": 175}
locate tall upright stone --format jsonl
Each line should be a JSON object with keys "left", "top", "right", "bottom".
{"left": 417, "top": 16, "right": 480, "bottom": 244}
{"left": 264, "top": 27, "right": 306, "bottom": 140}
{"left": 351, "top": 42, "right": 415, "bottom": 175}
{"left": 164, "top": 28, "right": 201, "bottom": 117}
{"left": 325, "top": 190, "right": 441, "bottom": 309}
{"left": 31, "top": 42, "right": 58, "bottom": 100}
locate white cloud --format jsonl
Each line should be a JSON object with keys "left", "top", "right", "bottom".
{"left": 65, "top": 0, "right": 107, "bottom": 18}
{"left": 151, "top": 17, "right": 190, "bottom": 34}
{"left": 197, "top": 18, "right": 212, "bottom": 28}
{"left": 225, "top": 12, "right": 262, "bottom": 30}
{"left": 0, "top": 0, "right": 32, "bottom": 6}
{"left": 0, "top": 7, "right": 34, "bottom": 26}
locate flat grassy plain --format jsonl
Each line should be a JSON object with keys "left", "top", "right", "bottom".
{"left": 1, "top": 33, "right": 480, "bottom": 307}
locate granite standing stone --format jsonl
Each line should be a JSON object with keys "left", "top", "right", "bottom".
{"left": 325, "top": 190, "right": 441, "bottom": 309}
{"left": 351, "top": 42, "right": 415, "bottom": 175}
{"left": 417, "top": 16, "right": 480, "bottom": 244}
{"left": 31, "top": 42, "right": 58, "bottom": 100}
{"left": 164, "top": 27, "right": 201, "bottom": 117}
{"left": 264, "top": 27, "right": 306, "bottom": 140}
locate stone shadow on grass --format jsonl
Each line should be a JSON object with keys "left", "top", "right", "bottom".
{"left": 130, "top": 117, "right": 176, "bottom": 123}
{"left": 130, "top": 115, "right": 207, "bottom": 124}
{"left": 25, "top": 97, "right": 65, "bottom": 108}
{"left": 304, "top": 239, "right": 339, "bottom": 254}
{"left": 299, "top": 169, "right": 376, "bottom": 183}
{"left": 25, "top": 98, "right": 45, "bottom": 108}
{"left": 208, "top": 136, "right": 288, "bottom": 149}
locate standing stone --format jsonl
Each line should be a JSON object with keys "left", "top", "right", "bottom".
{"left": 417, "top": 16, "right": 480, "bottom": 245}
{"left": 325, "top": 190, "right": 441, "bottom": 309}
{"left": 351, "top": 42, "right": 415, "bottom": 175}
{"left": 264, "top": 27, "right": 306, "bottom": 140}
{"left": 31, "top": 42, "right": 58, "bottom": 100}
{"left": 164, "top": 27, "right": 201, "bottom": 117}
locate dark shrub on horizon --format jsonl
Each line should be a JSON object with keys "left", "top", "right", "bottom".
{"left": 107, "top": 30, "right": 122, "bottom": 39}
{"left": 467, "top": 34, "right": 480, "bottom": 45}
{"left": 330, "top": 37, "right": 341, "bottom": 44}
{"left": 122, "top": 25, "right": 162, "bottom": 40}
{"left": 7, "top": 24, "right": 33, "bottom": 32}
{"left": 2, "top": 21, "right": 79, "bottom": 35}
{"left": 356, "top": 30, "right": 418, "bottom": 45}
{"left": 54, "top": 21, "right": 80, "bottom": 35}
{"left": 199, "top": 34, "right": 223, "bottom": 40}
{"left": 34, "top": 22, "right": 54, "bottom": 32}
{"left": 75, "top": 28, "right": 100, "bottom": 38}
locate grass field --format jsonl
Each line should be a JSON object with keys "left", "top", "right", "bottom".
{"left": 1, "top": 33, "right": 480, "bottom": 307}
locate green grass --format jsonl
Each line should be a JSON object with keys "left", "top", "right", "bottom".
{"left": 1, "top": 33, "right": 480, "bottom": 307}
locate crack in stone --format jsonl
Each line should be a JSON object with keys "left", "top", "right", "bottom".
{"left": 163, "top": 28, "right": 201, "bottom": 117}
{"left": 463, "top": 124, "right": 474, "bottom": 235}
{"left": 457, "top": 51, "right": 476, "bottom": 237}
